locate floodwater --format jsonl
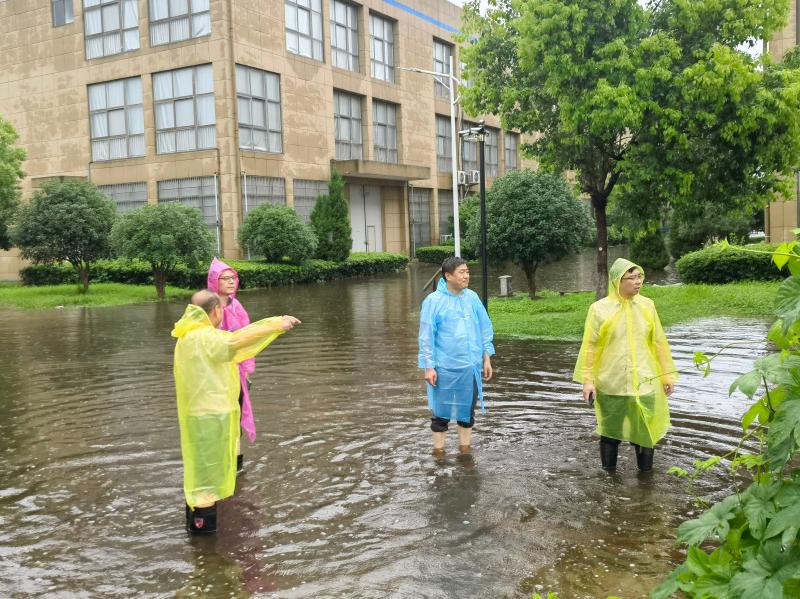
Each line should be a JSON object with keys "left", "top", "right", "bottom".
{"left": 0, "top": 257, "right": 766, "bottom": 598}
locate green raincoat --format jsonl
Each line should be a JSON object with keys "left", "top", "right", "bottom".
{"left": 573, "top": 258, "right": 677, "bottom": 448}
{"left": 172, "top": 304, "right": 285, "bottom": 508}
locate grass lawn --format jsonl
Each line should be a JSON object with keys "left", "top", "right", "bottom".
{"left": 0, "top": 282, "right": 191, "bottom": 310}
{"left": 489, "top": 281, "right": 780, "bottom": 341}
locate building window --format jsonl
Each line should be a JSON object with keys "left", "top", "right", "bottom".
{"left": 149, "top": 0, "right": 211, "bottom": 46}
{"left": 293, "top": 179, "right": 327, "bottom": 224}
{"left": 409, "top": 187, "right": 431, "bottom": 251}
{"left": 88, "top": 77, "right": 145, "bottom": 161}
{"left": 52, "top": 0, "right": 74, "bottom": 26}
{"left": 285, "top": 0, "right": 323, "bottom": 62}
{"left": 369, "top": 14, "right": 394, "bottom": 83}
{"left": 505, "top": 132, "right": 519, "bottom": 172}
{"left": 334, "top": 91, "right": 362, "bottom": 160}
{"left": 433, "top": 39, "right": 453, "bottom": 98}
{"left": 99, "top": 182, "right": 147, "bottom": 212}
{"left": 436, "top": 115, "right": 451, "bottom": 172}
{"left": 83, "top": 0, "right": 139, "bottom": 60}
{"left": 459, "top": 61, "right": 472, "bottom": 89}
{"left": 241, "top": 176, "right": 286, "bottom": 213}
{"left": 153, "top": 64, "right": 216, "bottom": 154}
{"left": 330, "top": 0, "right": 359, "bottom": 72}
{"left": 461, "top": 121, "right": 478, "bottom": 172}
{"left": 373, "top": 100, "right": 397, "bottom": 163}
{"left": 486, "top": 127, "right": 499, "bottom": 177}
{"left": 438, "top": 190, "right": 453, "bottom": 241}
{"left": 236, "top": 65, "right": 282, "bottom": 153}
{"left": 158, "top": 176, "right": 217, "bottom": 227}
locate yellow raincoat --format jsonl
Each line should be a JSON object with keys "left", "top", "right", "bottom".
{"left": 573, "top": 258, "right": 677, "bottom": 448}
{"left": 172, "top": 304, "right": 286, "bottom": 508}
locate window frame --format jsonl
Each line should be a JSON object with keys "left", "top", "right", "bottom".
{"left": 152, "top": 64, "right": 217, "bottom": 155}
{"left": 436, "top": 114, "right": 452, "bottom": 173}
{"left": 148, "top": 0, "right": 211, "bottom": 47}
{"left": 333, "top": 90, "right": 363, "bottom": 160}
{"left": 372, "top": 99, "right": 397, "bottom": 164}
{"left": 369, "top": 13, "right": 394, "bottom": 83}
{"left": 236, "top": 64, "right": 283, "bottom": 154}
{"left": 83, "top": 0, "right": 140, "bottom": 60}
{"left": 505, "top": 132, "right": 519, "bottom": 172}
{"left": 433, "top": 39, "right": 453, "bottom": 98}
{"left": 88, "top": 76, "right": 145, "bottom": 162}
{"left": 52, "top": 0, "right": 74, "bottom": 26}
{"left": 285, "top": 0, "right": 324, "bottom": 62}
{"left": 330, "top": 0, "right": 359, "bottom": 72}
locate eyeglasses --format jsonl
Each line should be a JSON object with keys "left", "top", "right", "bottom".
{"left": 218, "top": 275, "right": 238, "bottom": 282}
{"left": 621, "top": 274, "right": 644, "bottom": 281}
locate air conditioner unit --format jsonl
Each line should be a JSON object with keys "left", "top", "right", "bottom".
{"left": 470, "top": 170, "right": 480, "bottom": 184}
{"left": 457, "top": 171, "right": 468, "bottom": 185}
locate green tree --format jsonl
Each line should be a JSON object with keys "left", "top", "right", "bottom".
{"left": 239, "top": 204, "right": 317, "bottom": 264}
{"left": 668, "top": 204, "right": 755, "bottom": 259}
{"left": 12, "top": 180, "right": 116, "bottom": 292}
{"left": 467, "top": 170, "right": 592, "bottom": 298}
{"left": 0, "top": 117, "right": 26, "bottom": 250}
{"left": 110, "top": 203, "right": 213, "bottom": 299}
{"left": 630, "top": 229, "right": 670, "bottom": 270}
{"left": 309, "top": 170, "right": 351, "bottom": 261}
{"left": 459, "top": 0, "right": 800, "bottom": 299}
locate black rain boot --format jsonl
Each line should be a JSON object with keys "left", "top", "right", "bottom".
{"left": 599, "top": 437, "right": 620, "bottom": 472}
{"left": 186, "top": 503, "right": 218, "bottom": 534}
{"left": 634, "top": 444, "right": 655, "bottom": 472}
{"left": 237, "top": 454, "right": 244, "bottom": 474}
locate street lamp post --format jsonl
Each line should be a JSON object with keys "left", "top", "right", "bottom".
{"left": 398, "top": 58, "right": 461, "bottom": 257}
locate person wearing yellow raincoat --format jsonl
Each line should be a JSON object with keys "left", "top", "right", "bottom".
{"left": 573, "top": 258, "right": 676, "bottom": 472}
{"left": 172, "top": 290, "right": 300, "bottom": 533}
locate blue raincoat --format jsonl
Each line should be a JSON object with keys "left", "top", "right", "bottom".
{"left": 418, "top": 277, "right": 495, "bottom": 422}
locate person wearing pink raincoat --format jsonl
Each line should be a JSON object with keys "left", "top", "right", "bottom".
{"left": 208, "top": 257, "right": 257, "bottom": 472}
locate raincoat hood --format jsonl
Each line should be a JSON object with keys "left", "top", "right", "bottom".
{"left": 207, "top": 257, "right": 239, "bottom": 295}
{"left": 436, "top": 276, "right": 457, "bottom": 296}
{"left": 608, "top": 258, "right": 644, "bottom": 302}
{"left": 171, "top": 304, "right": 214, "bottom": 339}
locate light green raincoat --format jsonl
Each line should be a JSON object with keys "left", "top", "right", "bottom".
{"left": 172, "top": 304, "right": 285, "bottom": 508}
{"left": 573, "top": 258, "right": 676, "bottom": 447}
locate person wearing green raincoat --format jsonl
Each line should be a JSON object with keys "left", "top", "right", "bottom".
{"left": 172, "top": 290, "right": 300, "bottom": 533}
{"left": 573, "top": 258, "right": 677, "bottom": 472}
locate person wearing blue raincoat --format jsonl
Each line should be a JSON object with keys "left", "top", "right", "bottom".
{"left": 418, "top": 257, "right": 495, "bottom": 454}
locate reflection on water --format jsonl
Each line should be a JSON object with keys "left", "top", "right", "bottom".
{"left": 0, "top": 265, "right": 767, "bottom": 598}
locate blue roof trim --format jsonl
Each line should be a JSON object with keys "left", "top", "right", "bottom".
{"left": 381, "top": 0, "right": 460, "bottom": 34}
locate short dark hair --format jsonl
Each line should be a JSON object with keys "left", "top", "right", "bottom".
{"left": 442, "top": 256, "right": 468, "bottom": 277}
{"left": 191, "top": 289, "right": 221, "bottom": 314}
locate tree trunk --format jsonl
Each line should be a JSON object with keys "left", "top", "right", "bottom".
{"left": 522, "top": 262, "right": 537, "bottom": 299}
{"left": 79, "top": 266, "right": 89, "bottom": 294}
{"left": 154, "top": 269, "right": 167, "bottom": 299}
{"left": 592, "top": 195, "right": 609, "bottom": 300}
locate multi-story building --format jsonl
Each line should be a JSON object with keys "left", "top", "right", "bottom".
{"left": 0, "top": 0, "right": 534, "bottom": 279}
{"left": 767, "top": 1, "right": 800, "bottom": 242}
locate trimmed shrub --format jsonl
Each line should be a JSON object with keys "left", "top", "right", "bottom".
{"left": 310, "top": 170, "right": 351, "bottom": 261}
{"left": 239, "top": 204, "right": 318, "bottom": 263}
{"left": 20, "top": 253, "right": 408, "bottom": 288}
{"left": 416, "top": 245, "right": 456, "bottom": 264}
{"left": 630, "top": 230, "right": 670, "bottom": 270}
{"left": 675, "top": 243, "right": 785, "bottom": 284}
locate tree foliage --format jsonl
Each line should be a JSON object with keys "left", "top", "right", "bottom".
{"left": 467, "top": 169, "right": 592, "bottom": 298}
{"left": 630, "top": 229, "right": 670, "bottom": 270}
{"left": 110, "top": 202, "right": 213, "bottom": 298}
{"left": 668, "top": 203, "right": 755, "bottom": 259}
{"left": 0, "top": 116, "right": 26, "bottom": 251}
{"left": 12, "top": 180, "right": 116, "bottom": 291}
{"left": 239, "top": 204, "right": 317, "bottom": 264}
{"left": 650, "top": 242, "right": 800, "bottom": 598}
{"left": 310, "top": 170, "right": 351, "bottom": 261}
{"left": 459, "top": 0, "right": 800, "bottom": 299}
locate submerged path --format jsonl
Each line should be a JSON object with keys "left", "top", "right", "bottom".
{"left": 0, "top": 265, "right": 766, "bottom": 598}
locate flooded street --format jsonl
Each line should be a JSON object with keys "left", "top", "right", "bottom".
{"left": 0, "top": 259, "right": 766, "bottom": 598}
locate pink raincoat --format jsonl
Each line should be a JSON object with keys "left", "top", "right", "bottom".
{"left": 207, "top": 257, "right": 258, "bottom": 442}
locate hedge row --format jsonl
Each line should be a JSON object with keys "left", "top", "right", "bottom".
{"left": 675, "top": 243, "right": 785, "bottom": 284}
{"left": 415, "top": 245, "right": 456, "bottom": 264}
{"left": 20, "top": 252, "right": 409, "bottom": 288}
